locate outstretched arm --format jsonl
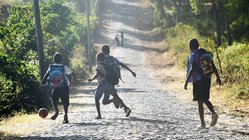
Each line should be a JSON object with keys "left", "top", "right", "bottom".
{"left": 88, "top": 70, "right": 104, "bottom": 82}
{"left": 120, "top": 62, "right": 136, "bottom": 77}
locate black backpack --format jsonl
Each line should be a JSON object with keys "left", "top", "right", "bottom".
{"left": 195, "top": 48, "right": 215, "bottom": 77}
{"left": 104, "top": 56, "right": 121, "bottom": 85}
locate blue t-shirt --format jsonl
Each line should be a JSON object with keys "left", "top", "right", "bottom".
{"left": 187, "top": 49, "right": 201, "bottom": 82}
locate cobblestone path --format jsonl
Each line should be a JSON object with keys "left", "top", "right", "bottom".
{"left": 21, "top": 0, "right": 248, "bottom": 139}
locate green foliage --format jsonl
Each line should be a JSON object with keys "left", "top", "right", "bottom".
{"left": 0, "top": 5, "right": 39, "bottom": 116}
{"left": 0, "top": 0, "right": 99, "bottom": 116}
{"left": 40, "top": 0, "right": 77, "bottom": 66}
{"left": 70, "top": 47, "right": 89, "bottom": 80}
{"left": 223, "top": 0, "right": 249, "bottom": 41}
{"left": 220, "top": 43, "right": 249, "bottom": 99}
{"left": 220, "top": 43, "right": 249, "bottom": 83}
{"left": 0, "top": 52, "right": 39, "bottom": 116}
{"left": 166, "top": 23, "right": 200, "bottom": 67}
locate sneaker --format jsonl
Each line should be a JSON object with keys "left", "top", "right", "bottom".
{"left": 50, "top": 112, "right": 58, "bottom": 120}
{"left": 200, "top": 123, "right": 206, "bottom": 129}
{"left": 95, "top": 115, "right": 102, "bottom": 119}
{"left": 210, "top": 113, "right": 218, "bottom": 127}
{"left": 125, "top": 108, "right": 131, "bottom": 117}
{"left": 112, "top": 98, "right": 119, "bottom": 109}
{"left": 63, "top": 116, "right": 69, "bottom": 124}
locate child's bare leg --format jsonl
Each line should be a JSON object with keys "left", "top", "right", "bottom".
{"left": 197, "top": 101, "right": 205, "bottom": 126}
{"left": 203, "top": 100, "right": 218, "bottom": 126}
{"left": 95, "top": 99, "right": 102, "bottom": 119}
{"left": 203, "top": 100, "right": 215, "bottom": 114}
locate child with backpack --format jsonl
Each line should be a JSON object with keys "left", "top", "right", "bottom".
{"left": 184, "top": 39, "right": 221, "bottom": 128}
{"left": 41, "top": 53, "right": 74, "bottom": 123}
{"left": 101, "top": 45, "right": 136, "bottom": 117}
{"left": 88, "top": 52, "right": 120, "bottom": 119}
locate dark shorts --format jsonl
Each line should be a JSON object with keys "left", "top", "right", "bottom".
{"left": 193, "top": 77, "right": 211, "bottom": 101}
{"left": 52, "top": 86, "right": 69, "bottom": 107}
{"left": 95, "top": 80, "right": 116, "bottom": 102}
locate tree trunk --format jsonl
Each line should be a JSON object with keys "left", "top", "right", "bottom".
{"left": 212, "top": 1, "right": 221, "bottom": 46}
{"left": 157, "top": 0, "right": 166, "bottom": 21}
{"left": 212, "top": 0, "right": 222, "bottom": 73}
{"left": 225, "top": 17, "right": 232, "bottom": 45}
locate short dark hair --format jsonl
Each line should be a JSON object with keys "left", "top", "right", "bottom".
{"left": 101, "top": 45, "right": 110, "bottom": 54}
{"left": 189, "top": 39, "right": 199, "bottom": 50}
{"left": 96, "top": 52, "right": 105, "bottom": 61}
{"left": 53, "top": 53, "right": 62, "bottom": 63}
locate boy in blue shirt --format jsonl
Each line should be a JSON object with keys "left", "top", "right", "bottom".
{"left": 184, "top": 39, "right": 221, "bottom": 128}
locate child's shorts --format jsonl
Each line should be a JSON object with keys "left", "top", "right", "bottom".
{"left": 193, "top": 77, "right": 211, "bottom": 101}
{"left": 95, "top": 80, "right": 116, "bottom": 101}
{"left": 52, "top": 86, "right": 69, "bottom": 106}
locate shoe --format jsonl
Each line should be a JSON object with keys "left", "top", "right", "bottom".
{"left": 200, "top": 123, "right": 206, "bottom": 129}
{"left": 112, "top": 98, "right": 119, "bottom": 109}
{"left": 210, "top": 113, "right": 218, "bottom": 127}
{"left": 119, "top": 104, "right": 123, "bottom": 108}
{"left": 63, "top": 115, "right": 69, "bottom": 124}
{"left": 50, "top": 112, "right": 58, "bottom": 120}
{"left": 125, "top": 108, "right": 131, "bottom": 117}
{"left": 95, "top": 115, "right": 102, "bottom": 119}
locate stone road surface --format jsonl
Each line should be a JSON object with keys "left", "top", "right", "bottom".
{"left": 19, "top": 0, "right": 249, "bottom": 139}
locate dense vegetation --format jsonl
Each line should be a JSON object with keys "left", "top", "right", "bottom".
{"left": 0, "top": 0, "right": 99, "bottom": 116}
{"left": 152, "top": 0, "right": 249, "bottom": 100}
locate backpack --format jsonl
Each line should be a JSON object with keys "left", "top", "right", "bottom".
{"left": 104, "top": 56, "right": 121, "bottom": 85}
{"left": 195, "top": 48, "right": 215, "bottom": 77}
{"left": 48, "top": 64, "right": 66, "bottom": 89}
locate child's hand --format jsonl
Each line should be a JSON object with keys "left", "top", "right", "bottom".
{"left": 184, "top": 82, "right": 188, "bottom": 90}
{"left": 88, "top": 79, "right": 91, "bottom": 82}
{"left": 131, "top": 71, "right": 136, "bottom": 77}
{"left": 216, "top": 77, "right": 221, "bottom": 85}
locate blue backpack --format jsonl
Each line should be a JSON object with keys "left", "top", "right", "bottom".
{"left": 195, "top": 48, "right": 215, "bottom": 77}
{"left": 48, "top": 64, "right": 66, "bottom": 89}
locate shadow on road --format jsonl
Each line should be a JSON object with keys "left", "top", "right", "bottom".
{"left": 114, "top": 116, "right": 179, "bottom": 125}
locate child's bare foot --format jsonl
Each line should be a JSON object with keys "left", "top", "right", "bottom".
{"left": 95, "top": 116, "right": 102, "bottom": 119}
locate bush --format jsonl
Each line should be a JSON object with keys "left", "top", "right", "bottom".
{"left": 166, "top": 23, "right": 201, "bottom": 67}
{"left": 71, "top": 47, "right": 89, "bottom": 80}
{"left": 220, "top": 43, "right": 249, "bottom": 83}
{"left": 0, "top": 52, "right": 39, "bottom": 116}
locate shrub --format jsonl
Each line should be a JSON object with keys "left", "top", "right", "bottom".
{"left": 166, "top": 23, "right": 201, "bottom": 67}
{"left": 220, "top": 43, "right": 249, "bottom": 83}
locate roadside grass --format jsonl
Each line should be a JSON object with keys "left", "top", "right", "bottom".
{"left": 0, "top": 113, "right": 50, "bottom": 137}
{"left": 0, "top": 84, "right": 84, "bottom": 137}
{"left": 211, "top": 84, "right": 249, "bottom": 117}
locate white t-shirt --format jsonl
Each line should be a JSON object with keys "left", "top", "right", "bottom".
{"left": 95, "top": 63, "right": 106, "bottom": 82}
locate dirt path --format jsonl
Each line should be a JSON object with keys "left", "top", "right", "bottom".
{"left": 4, "top": 0, "right": 248, "bottom": 139}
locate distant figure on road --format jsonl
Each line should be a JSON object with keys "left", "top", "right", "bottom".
{"left": 184, "top": 39, "right": 221, "bottom": 128}
{"left": 115, "top": 34, "right": 121, "bottom": 46}
{"left": 88, "top": 52, "right": 119, "bottom": 119}
{"left": 114, "top": 31, "right": 124, "bottom": 46}
{"left": 41, "top": 53, "right": 74, "bottom": 124}
{"left": 102, "top": 45, "right": 136, "bottom": 117}
{"left": 120, "top": 31, "right": 124, "bottom": 46}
